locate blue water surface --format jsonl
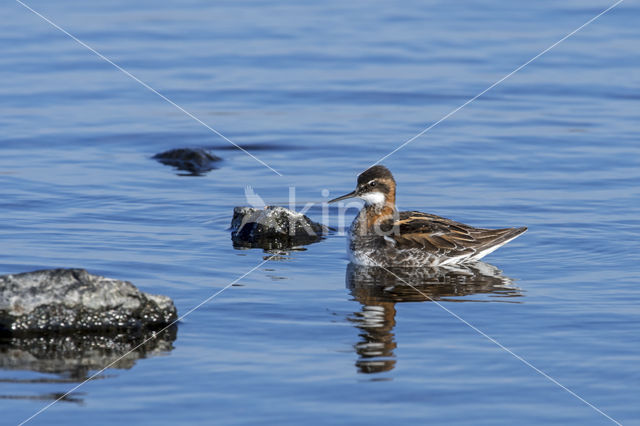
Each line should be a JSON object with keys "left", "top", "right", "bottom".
{"left": 1, "top": 0, "right": 639, "bottom": 424}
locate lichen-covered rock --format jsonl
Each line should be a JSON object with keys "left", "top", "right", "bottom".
{"left": 0, "top": 269, "right": 177, "bottom": 336}
{"left": 153, "top": 148, "right": 221, "bottom": 175}
{"left": 231, "top": 206, "right": 328, "bottom": 250}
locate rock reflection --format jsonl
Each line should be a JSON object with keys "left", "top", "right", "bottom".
{"left": 346, "top": 262, "right": 521, "bottom": 374}
{"left": 0, "top": 327, "right": 177, "bottom": 403}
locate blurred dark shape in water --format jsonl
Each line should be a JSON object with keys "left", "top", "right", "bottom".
{"left": 0, "top": 326, "right": 177, "bottom": 404}
{"left": 208, "top": 142, "right": 304, "bottom": 152}
{"left": 153, "top": 148, "right": 221, "bottom": 176}
{"left": 346, "top": 262, "right": 522, "bottom": 374}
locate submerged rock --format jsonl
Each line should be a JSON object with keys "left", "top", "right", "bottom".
{"left": 153, "top": 148, "right": 221, "bottom": 175}
{"left": 0, "top": 269, "right": 177, "bottom": 336}
{"left": 231, "top": 206, "right": 328, "bottom": 250}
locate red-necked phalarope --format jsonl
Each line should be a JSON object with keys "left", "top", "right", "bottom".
{"left": 329, "top": 165, "right": 527, "bottom": 267}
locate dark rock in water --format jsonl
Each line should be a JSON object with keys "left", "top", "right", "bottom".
{"left": 0, "top": 269, "right": 177, "bottom": 336}
{"left": 231, "top": 206, "right": 328, "bottom": 250}
{"left": 153, "top": 148, "right": 221, "bottom": 175}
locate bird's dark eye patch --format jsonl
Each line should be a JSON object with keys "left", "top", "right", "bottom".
{"left": 369, "top": 181, "right": 377, "bottom": 187}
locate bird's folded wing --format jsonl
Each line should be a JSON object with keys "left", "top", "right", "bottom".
{"left": 388, "top": 211, "right": 518, "bottom": 257}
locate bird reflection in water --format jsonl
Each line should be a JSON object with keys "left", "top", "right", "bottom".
{"left": 346, "top": 262, "right": 522, "bottom": 374}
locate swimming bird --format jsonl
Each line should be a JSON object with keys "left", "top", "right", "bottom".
{"left": 329, "top": 165, "right": 526, "bottom": 267}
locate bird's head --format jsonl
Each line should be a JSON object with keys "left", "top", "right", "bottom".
{"left": 329, "top": 165, "right": 396, "bottom": 208}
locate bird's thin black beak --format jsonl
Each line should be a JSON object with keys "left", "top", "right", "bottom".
{"left": 328, "top": 190, "right": 357, "bottom": 203}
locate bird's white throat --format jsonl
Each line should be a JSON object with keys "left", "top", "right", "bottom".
{"left": 359, "top": 191, "right": 386, "bottom": 207}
